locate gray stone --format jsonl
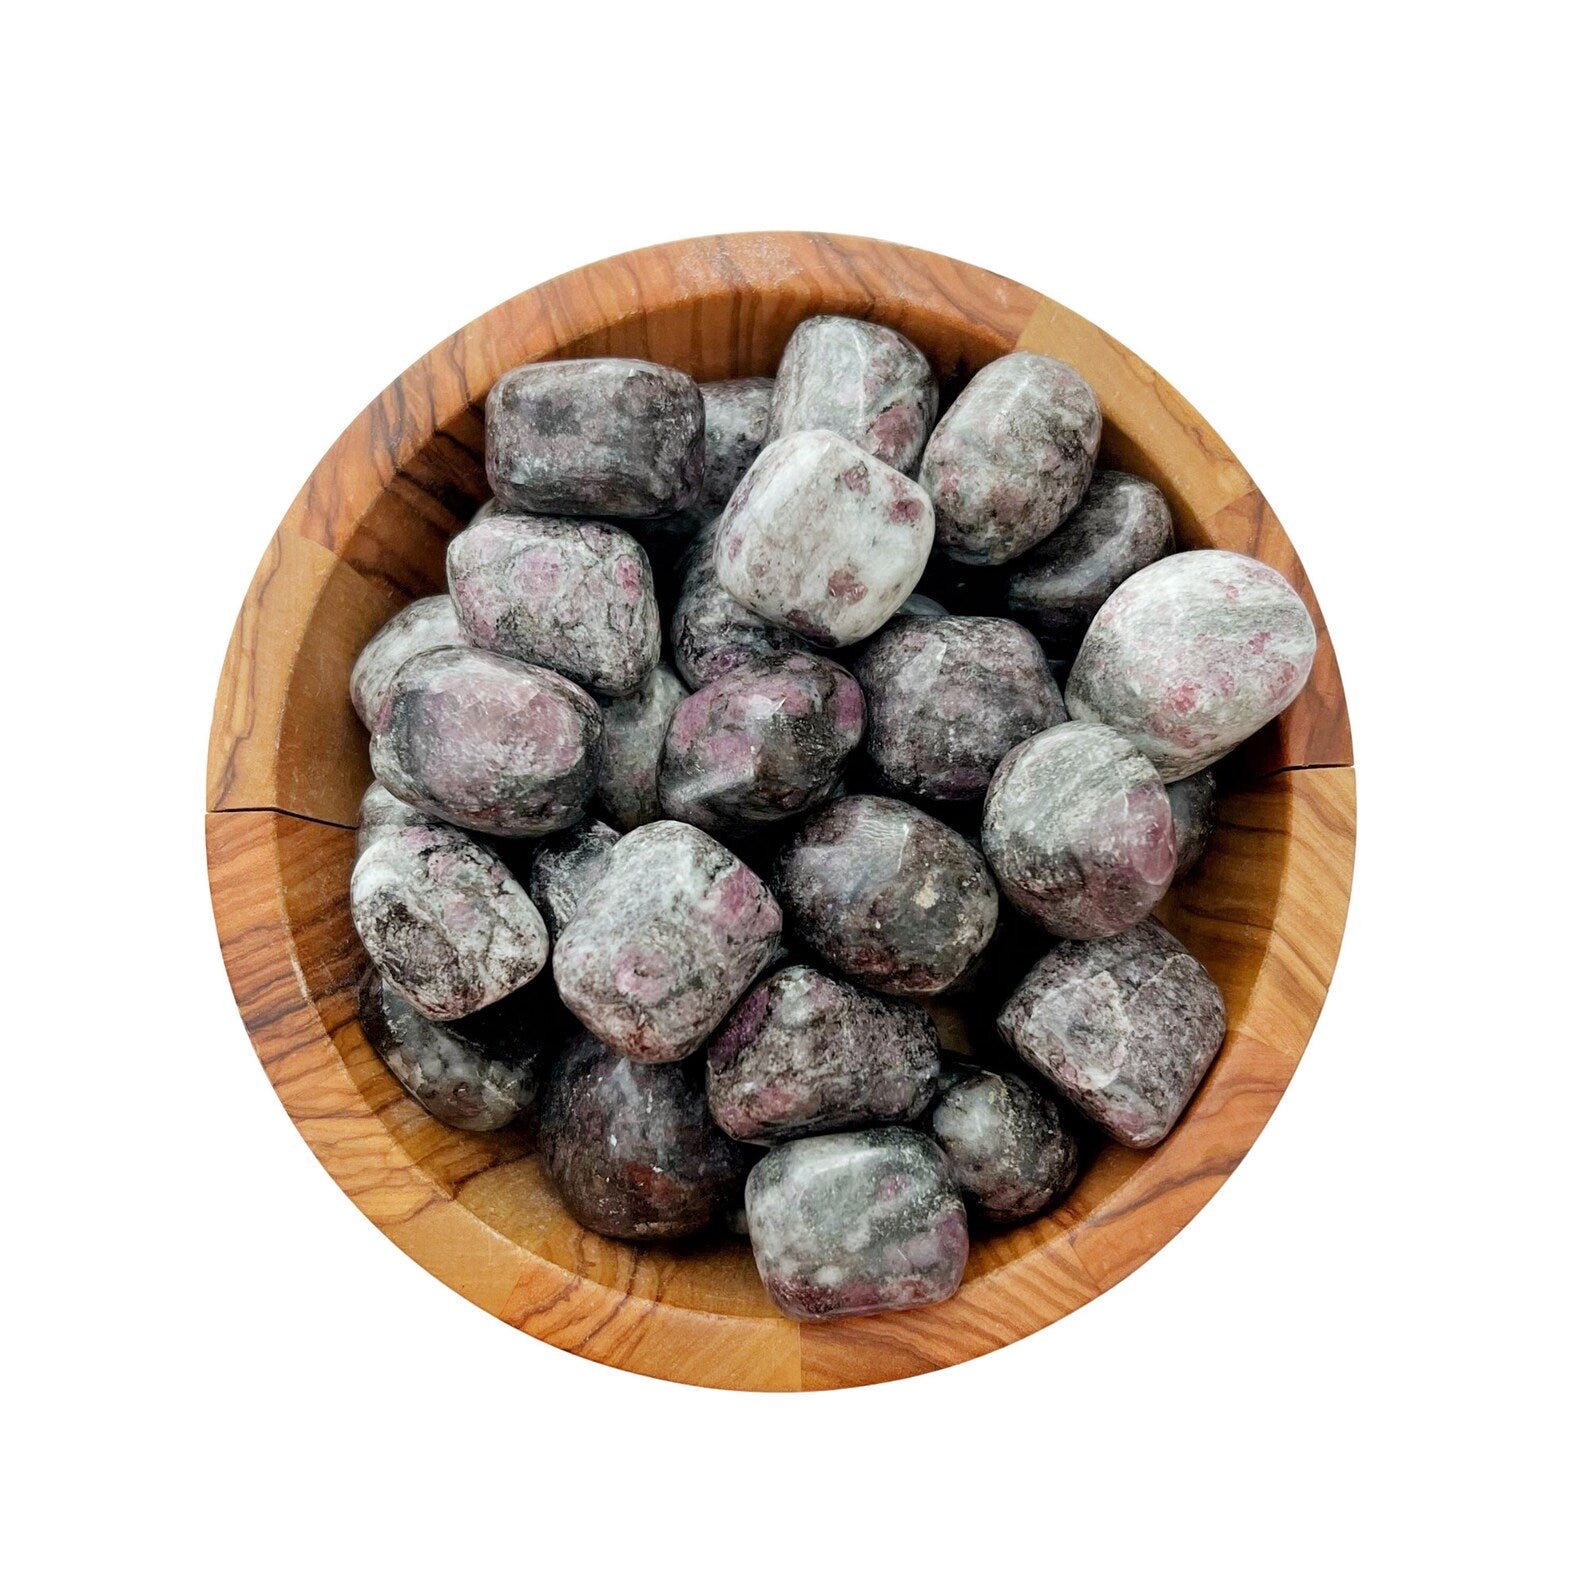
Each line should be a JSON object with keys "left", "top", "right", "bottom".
{"left": 355, "top": 782, "right": 443, "bottom": 857}
{"left": 349, "top": 595, "right": 465, "bottom": 730}
{"left": 597, "top": 664, "right": 688, "bottom": 830}
{"left": 525, "top": 819, "right": 617, "bottom": 939}
{"left": 1167, "top": 768, "right": 1218, "bottom": 879}
{"left": 701, "top": 376, "right": 773, "bottom": 502}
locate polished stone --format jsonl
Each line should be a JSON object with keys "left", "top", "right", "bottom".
{"left": 525, "top": 819, "right": 617, "bottom": 939}
{"left": 354, "top": 781, "right": 444, "bottom": 857}
{"left": 1167, "top": 767, "right": 1218, "bottom": 879}
{"left": 597, "top": 663, "right": 688, "bottom": 830}
{"left": 700, "top": 376, "right": 773, "bottom": 503}
{"left": 349, "top": 594, "right": 465, "bottom": 730}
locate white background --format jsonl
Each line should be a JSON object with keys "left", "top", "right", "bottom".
{"left": 4, "top": 4, "right": 1581, "bottom": 1583}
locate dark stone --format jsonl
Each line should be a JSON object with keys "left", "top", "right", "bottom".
{"left": 349, "top": 595, "right": 465, "bottom": 730}
{"left": 525, "top": 819, "right": 617, "bottom": 939}
{"left": 597, "top": 664, "right": 687, "bottom": 830}
{"left": 355, "top": 781, "right": 443, "bottom": 857}
{"left": 1167, "top": 768, "right": 1218, "bottom": 879}
{"left": 700, "top": 376, "right": 773, "bottom": 503}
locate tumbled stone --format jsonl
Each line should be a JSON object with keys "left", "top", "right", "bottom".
{"left": 597, "top": 664, "right": 687, "bottom": 830}
{"left": 351, "top": 824, "right": 549, "bottom": 1021}
{"left": 370, "top": 646, "right": 602, "bottom": 838}
{"left": 767, "top": 315, "right": 938, "bottom": 475}
{"left": 715, "top": 431, "right": 934, "bottom": 646}
{"left": 660, "top": 653, "right": 865, "bottom": 837}
{"left": 447, "top": 514, "right": 660, "bottom": 697}
{"left": 486, "top": 357, "right": 704, "bottom": 518}
{"left": 775, "top": 795, "right": 998, "bottom": 995}
{"left": 1167, "top": 768, "right": 1218, "bottom": 879}
{"left": 1066, "top": 549, "right": 1317, "bottom": 780}
{"left": 920, "top": 352, "right": 1103, "bottom": 566}
{"left": 896, "top": 591, "right": 949, "bottom": 619}
{"left": 541, "top": 1032, "right": 750, "bottom": 1239}
{"left": 355, "top": 781, "right": 443, "bottom": 856}
{"left": 465, "top": 497, "right": 504, "bottom": 527}
{"left": 701, "top": 376, "right": 773, "bottom": 503}
{"left": 982, "top": 721, "right": 1175, "bottom": 939}
{"left": 706, "top": 965, "right": 940, "bottom": 1144}
{"left": 853, "top": 615, "right": 1066, "bottom": 801}
{"left": 1003, "top": 470, "right": 1174, "bottom": 656}
{"left": 927, "top": 1063, "right": 1080, "bottom": 1224}
{"left": 553, "top": 821, "right": 782, "bottom": 1063}
{"left": 349, "top": 594, "right": 465, "bottom": 730}
{"left": 998, "top": 919, "right": 1227, "bottom": 1148}
{"left": 525, "top": 819, "right": 617, "bottom": 939}
{"left": 746, "top": 1128, "right": 968, "bottom": 1320}
{"left": 630, "top": 502, "right": 717, "bottom": 605}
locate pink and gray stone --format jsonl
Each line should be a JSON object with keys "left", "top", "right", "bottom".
{"left": 349, "top": 595, "right": 465, "bottom": 730}
{"left": 706, "top": 965, "right": 940, "bottom": 1144}
{"left": 774, "top": 795, "right": 999, "bottom": 995}
{"left": 766, "top": 315, "right": 938, "bottom": 475}
{"left": 1065, "top": 549, "right": 1317, "bottom": 780}
{"left": 552, "top": 821, "right": 782, "bottom": 1063}
{"left": 1003, "top": 469, "right": 1174, "bottom": 656}
{"left": 355, "top": 782, "right": 443, "bottom": 856}
{"left": 485, "top": 357, "right": 704, "bottom": 519}
{"left": 350, "top": 824, "right": 549, "bottom": 1021}
{"left": 1167, "top": 768, "right": 1218, "bottom": 879}
{"left": 997, "top": 919, "right": 1227, "bottom": 1148}
{"left": 927, "top": 1063, "right": 1081, "bottom": 1224}
{"left": 853, "top": 615, "right": 1067, "bottom": 801}
{"left": 369, "top": 646, "right": 602, "bottom": 838}
{"left": 715, "top": 430, "right": 935, "bottom": 647}
{"left": 920, "top": 352, "right": 1103, "bottom": 566}
{"left": 659, "top": 653, "right": 865, "bottom": 837}
{"left": 525, "top": 819, "right": 617, "bottom": 940}
{"left": 745, "top": 1128, "right": 969, "bottom": 1320}
{"left": 700, "top": 376, "right": 773, "bottom": 503}
{"left": 597, "top": 663, "right": 687, "bottom": 830}
{"left": 982, "top": 721, "right": 1175, "bottom": 939}
{"left": 446, "top": 514, "right": 661, "bottom": 697}
{"left": 541, "top": 1032, "right": 751, "bottom": 1240}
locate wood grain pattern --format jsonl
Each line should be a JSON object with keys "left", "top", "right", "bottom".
{"left": 205, "top": 233, "right": 1356, "bottom": 1390}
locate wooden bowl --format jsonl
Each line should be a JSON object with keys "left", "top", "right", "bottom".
{"left": 206, "top": 232, "right": 1354, "bottom": 1391}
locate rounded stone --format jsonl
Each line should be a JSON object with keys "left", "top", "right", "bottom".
{"left": 1065, "top": 549, "right": 1318, "bottom": 780}
{"left": 706, "top": 965, "right": 940, "bottom": 1144}
{"left": 597, "top": 664, "right": 688, "bottom": 830}
{"left": 355, "top": 781, "right": 443, "bottom": 857}
{"left": 997, "top": 919, "right": 1227, "bottom": 1148}
{"left": 766, "top": 314, "right": 938, "bottom": 475}
{"left": 895, "top": 591, "right": 949, "bottom": 620}
{"left": 1167, "top": 768, "right": 1218, "bottom": 879}
{"left": 349, "top": 595, "right": 465, "bottom": 730}
{"left": 1003, "top": 469, "right": 1174, "bottom": 655}
{"left": 485, "top": 357, "right": 704, "bottom": 518}
{"left": 369, "top": 646, "right": 602, "bottom": 838}
{"left": 659, "top": 653, "right": 865, "bottom": 837}
{"left": 774, "top": 795, "right": 999, "bottom": 995}
{"left": 524, "top": 819, "right": 617, "bottom": 939}
{"left": 982, "top": 721, "right": 1175, "bottom": 939}
{"left": 446, "top": 513, "right": 661, "bottom": 697}
{"left": 853, "top": 615, "right": 1067, "bottom": 801}
{"left": 920, "top": 351, "right": 1103, "bottom": 566}
{"left": 700, "top": 376, "right": 773, "bottom": 503}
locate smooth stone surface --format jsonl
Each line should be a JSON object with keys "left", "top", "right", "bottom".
{"left": 1003, "top": 469, "right": 1174, "bottom": 656}
{"left": 541, "top": 1032, "right": 750, "bottom": 1239}
{"left": 349, "top": 594, "right": 465, "bottom": 730}
{"left": 895, "top": 591, "right": 949, "bottom": 620}
{"left": 446, "top": 514, "right": 661, "bottom": 697}
{"left": 370, "top": 646, "right": 603, "bottom": 838}
{"left": 355, "top": 781, "right": 444, "bottom": 856}
{"left": 525, "top": 819, "right": 617, "bottom": 940}
{"left": 553, "top": 822, "right": 782, "bottom": 1063}
{"left": 774, "top": 795, "right": 999, "bottom": 995}
{"left": 998, "top": 919, "right": 1227, "bottom": 1148}
{"left": 706, "top": 965, "right": 940, "bottom": 1144}
{"left": 485, "top": 357, "right": 704, "bottom": 518}
{"left": 350, "top": 825, "right": 549, "bottom": 1021}
{"left": 1066, "top": 549, "right": 1318, "bottom": 780}
{"left": 659, "top": 653, "right": 865, "bottom": 837}
{"left": 745, "top": 1128, "right": 968, "bottom": 1320}
{"left": 766, "top": 314, "right": 938, "bottom": 475}
{"left": 920, "top": 351, "right": 1103, "bottom": 566}
{"left": 715, "top": 430, "right": 934, "bottom": 647}
{"left": 982, "top": 721, "right": 1175, "bottom": 939}
{"left": 1167, "top": 768, "right": 1218, "bottom": 879}
{"left": 700, "top": 376, "right": 773, "bottom": 503}
{"left": 853, "top": 615, "right": 1067, "bottom": 801}
{"left": 597, "top": 664, "right": 688, "bottom": 830}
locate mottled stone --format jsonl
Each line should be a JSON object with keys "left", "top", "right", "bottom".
{"left": 896, "top": 591, "right": 949, "bottom": 619}
{"left": 998, "top": 919, "right": 1227, "bottom": 1148}
{"left": 746, "top": 1128, "right": 968, "bottom": 1320}
{"left": 701, "top": 376, "right": 773, "bottom": 502}
{"left": 715, "top": 431, "right": 934, "bottom": 647}
{"left": 350, "top": 825, "right": 549, "bottom": 1021}
{"left": 370, "top": 646, "right": 602, "bottom": 838}
{"left": 1167, "top": 768, "right": 1218, "bottom": 879}
{"left": 660, "top": 654, "right": 865, "bottom": 837}
{"left": 1003, "top": 470, "right": 1174, "bottom": 655}
{"left": 707, "top": 966, "right": 940, "bottom": 1144}
{"left": 767, "top": 315, "right": 938, "bottom": 475}
{"left": 982, "top": 721, "right": 1175, "bottom": 939}
{"left": 920, "top": 352, "right": 1103, "bottom": 566}
{"left": 630, "top": 502, "right": 717, "bottom": 604}
{"left": 553, "top": 822, "right": 782, "bottom": 1063}
{"left": 927, "top": 1064, "right": 1080, "bottom": 1224}
{"left": 541, "top": 1032, "right": 750, "bottom": 1239}
{"left": 525, "top": 819, "right": 617, "bottom": 939}
{"left": 485, "top": 357, "right": 704, "bottom": 518}
{"left": 597, "top": 664, "right": 687, "bottom": 830}
{"left": 349, "top": 595, "right": 465, "bottom": 730}
{"left": 355, "top": 782, "right": 442, "bottom": 856}
{"left": 446, "top": 514, "right": 660, "bottom": 697}
{"left": 853, "top": 616, "right": 1067, "bottom": 801}
{"left": 775, "top": 795, "right": 999, "bottom": 995}
{"left": 1066, "top": 549, "right": 1317, "bottom": 780}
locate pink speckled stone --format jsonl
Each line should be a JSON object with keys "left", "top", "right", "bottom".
{"left": 349, "top": 595, "right": 466, "bottom": 730}
{"left": 597, "top": 664, "right": 688, "bottom": 830}
{"left": 700, "top": 376, "right": 774, "bottom": 503}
